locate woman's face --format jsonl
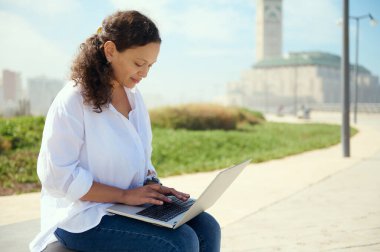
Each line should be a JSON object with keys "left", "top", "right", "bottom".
{"left": 107, "top": 42, "right": 160, "bottom": 89}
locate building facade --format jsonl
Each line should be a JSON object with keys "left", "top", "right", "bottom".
{"left": 0, "top": 69, "right": 27, "bottom": 116}
{"left": 256, "top": 0, "right": 282, "bottom": 61}
{"left": 227, "top": 52, "right": 380, "bottom": 113}
{"left": 27, "top": 76, "right": 64, "bottom": 115}
{"left": 2, "top": 69, "right": 22, "bottom": 102}
{"left": 227, "top": 0, "right": 380, "bottom": 113}
{"left": 0, "top": 80, "right": 3, "bottom": 115}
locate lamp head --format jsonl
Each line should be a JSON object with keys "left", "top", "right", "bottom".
{"left": 369, "top": 13, "right": 378, "bottom": 26}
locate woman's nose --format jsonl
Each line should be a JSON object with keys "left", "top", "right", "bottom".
{"left": 138, "top": 66, "right": 149, "bottom": 78}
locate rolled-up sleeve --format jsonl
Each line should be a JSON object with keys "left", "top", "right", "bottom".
{"left": 37, "top": 90, "right": 93, "bottom": 202}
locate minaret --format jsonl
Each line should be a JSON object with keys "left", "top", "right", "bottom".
{"left": 256, "top": 0, "right": 283, "bottom": 62}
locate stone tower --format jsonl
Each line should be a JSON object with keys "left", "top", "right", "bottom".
{"left": 256, "top": 0, "right": 283, "bottom": 61}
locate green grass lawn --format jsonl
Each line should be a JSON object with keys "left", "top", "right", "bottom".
{"left": 152, "top": 123, "right": 355, "bottom": 176}
{"left": 0, "top": 116, "right": 357, "bottom": 195}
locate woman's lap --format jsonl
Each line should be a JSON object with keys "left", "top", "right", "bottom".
{"left": 54, "top": 212, "right": 220, "bottom": 252}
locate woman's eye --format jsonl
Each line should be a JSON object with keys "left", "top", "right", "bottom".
{"left": 135, "top": 63, "right": 144, "bottom": 67}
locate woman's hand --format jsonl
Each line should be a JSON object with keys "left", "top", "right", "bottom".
{"left": 159, "top": 185, "right": 190, "bottom": 202}
{"left": 121, "top": 184, "right": 190, "bottom": 206}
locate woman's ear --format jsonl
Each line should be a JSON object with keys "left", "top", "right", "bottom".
{"left": 103, "top": 41, "right": 116, "bottom": 63}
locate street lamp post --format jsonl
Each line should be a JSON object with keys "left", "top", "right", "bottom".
{"left": 264, "top": 81, "right": 269, "bottom": 113}
{"left": 350, "top": 14, "right": 377, "bottom": 124}
{"left": 342, "top": 0, "right": 350, "bottom": 157}
{"left": 294, "top": 64, "right": 298, "bottom": 117}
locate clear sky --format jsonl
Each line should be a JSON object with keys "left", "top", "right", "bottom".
{"left": 0, "top": 0, "right": 379, "bottom": 108}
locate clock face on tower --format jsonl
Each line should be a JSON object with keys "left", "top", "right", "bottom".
{"left": 264, "top": 3, "right": 281, "bottom": 22}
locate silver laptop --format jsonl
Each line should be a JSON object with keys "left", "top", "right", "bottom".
{"left": 106, "top": 159, "right": 251, "bottom": 229}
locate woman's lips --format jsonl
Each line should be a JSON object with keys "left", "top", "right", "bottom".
{"left": 131, "top": 77, "right": 141, "bottom": 84}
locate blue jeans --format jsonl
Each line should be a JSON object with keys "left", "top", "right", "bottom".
{"left": 54, "top": 212, "right": 221, "bottom": 252}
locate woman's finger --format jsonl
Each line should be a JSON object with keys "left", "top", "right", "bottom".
{"left": 147, "top": 183, "right": 162, "bottom": 191}
{"left": 167, "top": 187, "right": 190, "bottom": 201}
{"left": 147, "top": 190, "right": 172, "bottom": 203}
{"left": 145, "top": 197, "right": 164, "bottom": 205}
{"left": 147, "top": 184, "right": 190, "bottom": 201}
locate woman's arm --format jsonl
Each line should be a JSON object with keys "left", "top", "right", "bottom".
{"left": 80, "top": 181, "right": 190, "bottom": 205}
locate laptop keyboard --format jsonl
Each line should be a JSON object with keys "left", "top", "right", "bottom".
{"left": 136, "top": 196, "right": 195, "bottom": 222}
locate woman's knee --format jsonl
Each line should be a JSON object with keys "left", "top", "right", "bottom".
{"left": 204, "top": 212, "right": 221, "bottom": 230}
{"left": 193, "top": 212, "right": 221, "bottom": 236}
{"left": 170, "top": 225, "right": 199, "bottom": 252}
{"left": 187, "top": 212, "right": 221, "bottom": 252}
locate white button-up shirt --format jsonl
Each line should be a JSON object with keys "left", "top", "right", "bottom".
{"left": 29, "top": 82, "right": 156, "bottom": 251}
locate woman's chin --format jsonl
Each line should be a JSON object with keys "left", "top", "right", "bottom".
{"left": 126, "top": 83, "right": 136, "bottom": 89}
{"left": 122, "top": 81, "right": 137, "bottom": 89}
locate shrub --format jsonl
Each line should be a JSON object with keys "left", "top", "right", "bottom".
{"left": 0, "top": 116, "right": 45, "bottom": 151}
{"left": 236, "top": 107, "right": 265, "bottom": 127}
{"left": 0, "top": 136, "right": 12, "bottom": 154}
{"left": 0, "top": 148, "right": 39, "bottom": 192}
{"left": 150, "top": 104, "right": 239, "bottom": 130}
{"left": 149, "top": 104, "right": 265, "bottom": 130}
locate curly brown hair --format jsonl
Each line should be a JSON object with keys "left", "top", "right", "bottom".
{"left": 70, "top": 10, "right": 161, "bottom": 112}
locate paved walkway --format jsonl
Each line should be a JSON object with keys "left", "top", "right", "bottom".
{"left": 222, "top": 149, "right": 380, "bottom": 251}
{"left": 1, "top": 112, "right": 379, "bottom": 251}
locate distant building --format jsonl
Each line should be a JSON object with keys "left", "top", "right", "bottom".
{"left": 228, "top": 52, "right": 380, "bottom": 113}
{"left": 227, "top": 0, "right": 380, "bottom": 113}
{"left": 0, "top": 78, "right": 3, "bottom": 115}
{"left": 0, "top": 69, "right": 28, "bottom": 117}
{"left": 28, "top": 76, "right": 64, "bottom": 115}
{"left": 256, "top": 0, "right": 282, "bottom": 61}
{"left": 2, "top": 69, "right": 22, "bottom": 102}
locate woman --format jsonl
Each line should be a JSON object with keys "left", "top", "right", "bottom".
{"left": 30, "top": 10, "right": 221, "bottom": 252}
